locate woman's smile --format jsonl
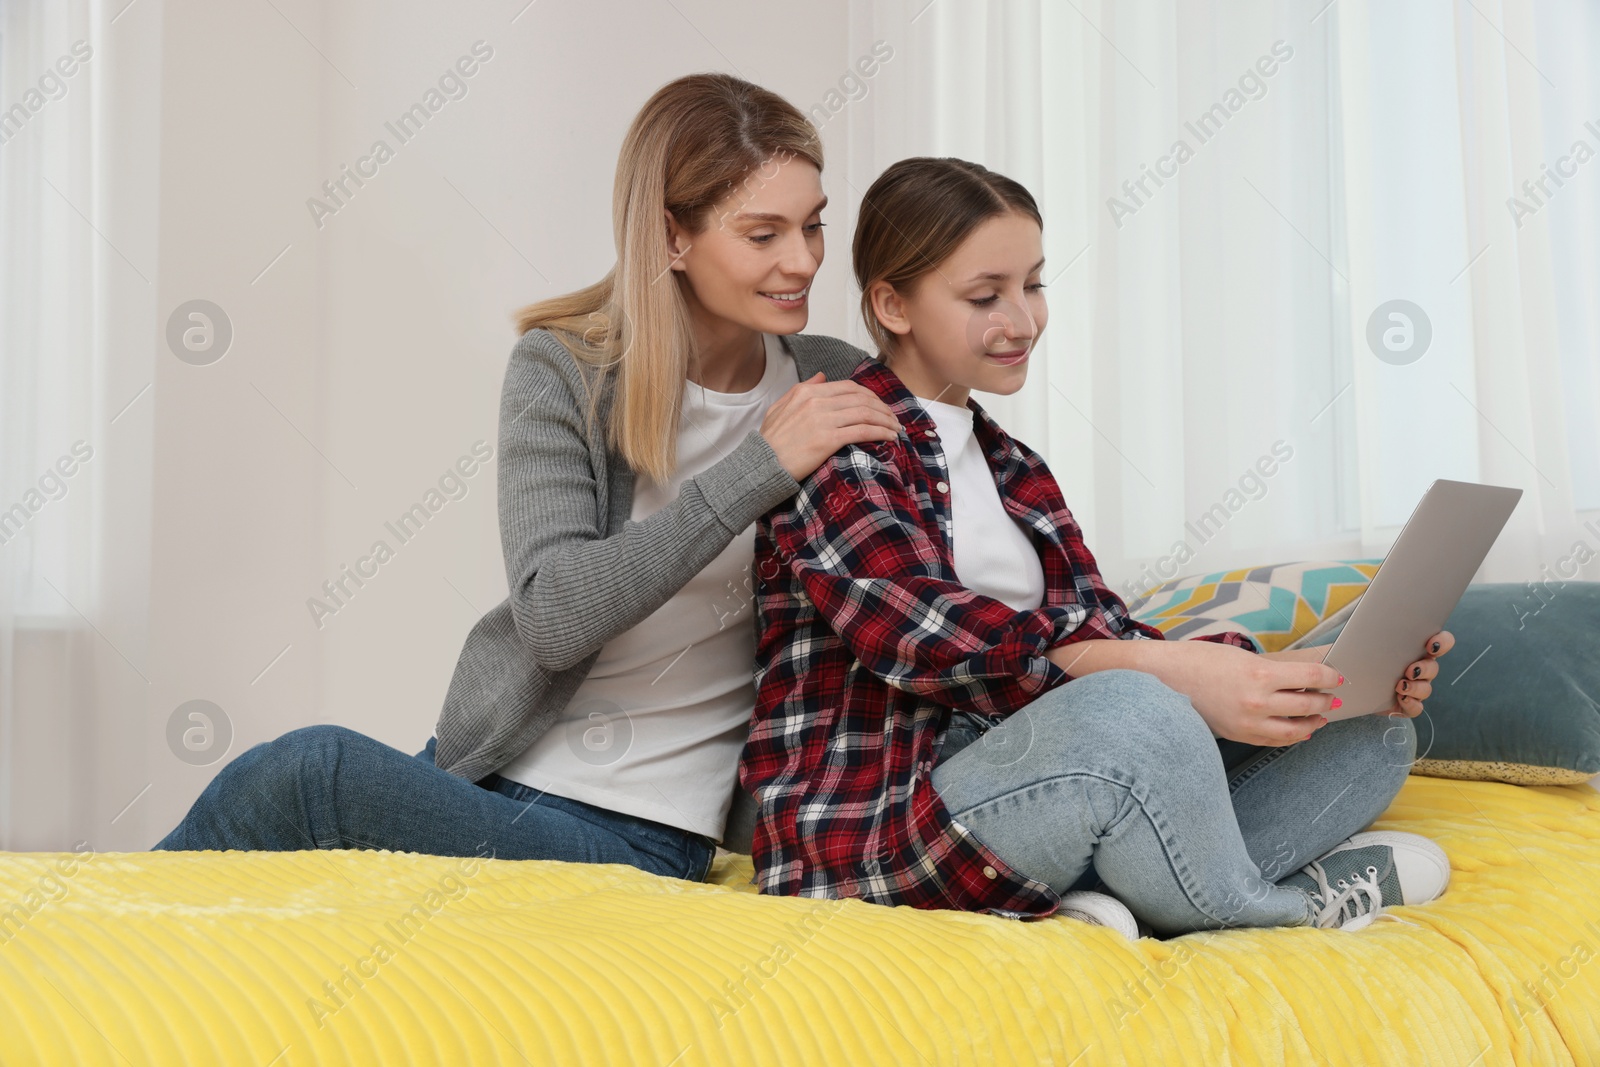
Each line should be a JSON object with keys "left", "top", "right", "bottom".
{"left": 759, "top": 284, "right": 810, "bottom": 309}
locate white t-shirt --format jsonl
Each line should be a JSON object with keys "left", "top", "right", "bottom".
{"left": 919, "top": 397, "right": 1046, "bottom": 612}
{"left": 498, "top": 333, "right": 799, "bottom": 841}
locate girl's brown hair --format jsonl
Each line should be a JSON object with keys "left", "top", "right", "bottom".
{"left": 515, "top": 73, "right": 823, "bottom": 484}
{"left": 852, "top": 157, "right": 1042, "bottom": 359}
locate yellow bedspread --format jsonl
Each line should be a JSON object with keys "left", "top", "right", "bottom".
{"left": 0, "top": 776, "right": 1595, "bottom": 1065}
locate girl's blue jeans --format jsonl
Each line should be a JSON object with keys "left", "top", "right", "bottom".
{"left": 151, "top": 726, "right": 718, "bottom": 883}
{"left": 930, "top": 668, "right": 1417, "bottom": 935}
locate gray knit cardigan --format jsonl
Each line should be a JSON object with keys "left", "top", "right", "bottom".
{"left": 432, "top": 327, "right": 872, "bottom": 799}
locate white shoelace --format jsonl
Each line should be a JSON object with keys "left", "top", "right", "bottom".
{"left": 1301, "top": 861, "right": 1386, "bottom": 930}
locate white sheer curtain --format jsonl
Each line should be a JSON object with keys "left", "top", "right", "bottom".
{"left": 841, "top": 0, "right": 1600, "bottom": 599}
{"left": 0, "top": 0, "right": 159, "bottom": 851}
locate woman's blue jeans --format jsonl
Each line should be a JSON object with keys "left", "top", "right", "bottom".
{"left": 151, "top": 725, "right": 718, "bottom": 883}
{"left": 929, "top": 669, "right": 1417, "bottom": 935}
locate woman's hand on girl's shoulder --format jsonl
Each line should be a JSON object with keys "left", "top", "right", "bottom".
{"left": 760, "top": 372, "right": 902, "bottom": 482}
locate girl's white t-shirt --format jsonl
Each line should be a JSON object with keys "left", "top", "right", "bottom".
{"left": 919, "top": 396, "right": 1046, "bottom": 612}
{"left": 498, "top": 333, "right": 799, "bottom": 841}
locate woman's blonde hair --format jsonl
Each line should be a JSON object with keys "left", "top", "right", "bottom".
{"left": 852, "top": 157, "right": 1042, "bottom": 361}
{"left": 515, "top": 73, "right": 823, "bottom": 484}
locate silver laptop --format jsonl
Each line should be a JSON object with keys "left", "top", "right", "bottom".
{"left": 1312, "top": 478, "right": 1522, "bottom": 720}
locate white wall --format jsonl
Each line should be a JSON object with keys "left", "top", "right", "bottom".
{"left": 129, "top": 0, "right": 855, "bottom": 849}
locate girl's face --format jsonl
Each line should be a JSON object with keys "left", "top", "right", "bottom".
{"left": 667, "top": 155, "right": 827, "bottom": 337}
{"left": 869, "top": 210, "right": 1047, "bottom": 407}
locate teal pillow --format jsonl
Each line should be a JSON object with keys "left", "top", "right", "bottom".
{"left": 1295, "top": 582, "right": 1600, "bottom": 786}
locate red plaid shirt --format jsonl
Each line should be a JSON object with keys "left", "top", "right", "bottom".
{"left": 739, "top": 357, "right": 1258, "bottom": 919}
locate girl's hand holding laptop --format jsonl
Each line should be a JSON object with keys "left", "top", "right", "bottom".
{"left": 1258, "top": 630, "right": 1457, "bottom": 721}
{"left": 1093, "top": 629, "right": 1453, "bottom": 746}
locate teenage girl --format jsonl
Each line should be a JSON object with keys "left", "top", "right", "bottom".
{"left": 154, "top": 74, "right": 901, "bottom": 879}
{"left": 741, "top": 157, "right": 1454, "bottom": 937}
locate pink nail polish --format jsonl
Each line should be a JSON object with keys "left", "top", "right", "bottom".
{"left": 1331, "top": 697, "right": 1343, "bottom": 709}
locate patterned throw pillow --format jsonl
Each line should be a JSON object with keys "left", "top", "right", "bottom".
{"left": 1124, "top": 560, "right": 1382, "bottom": 653}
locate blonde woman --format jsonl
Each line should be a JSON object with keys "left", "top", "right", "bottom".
{"left": 155, "top": 74, "right": 900, "bottom": 882}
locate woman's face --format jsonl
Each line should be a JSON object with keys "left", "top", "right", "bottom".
{"left": 668, "top": 154, "right": 827, "bottom": 336}
{"left": 870, "top": 210, "right": 1047, "bottom": 407}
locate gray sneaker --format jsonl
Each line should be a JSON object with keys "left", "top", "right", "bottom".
{"left": 1281, "top": 831, "right": 1451, "bottom": 931}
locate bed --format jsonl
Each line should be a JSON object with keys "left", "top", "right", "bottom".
{"left": 0, "top": 775, "right": 1595, "bottom": 1065}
